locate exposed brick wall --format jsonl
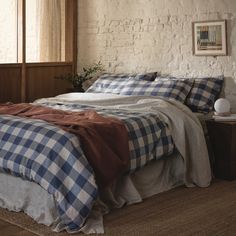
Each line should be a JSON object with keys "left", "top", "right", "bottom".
{"left": 78, "top": 0, "right": 236, "bottom": 111}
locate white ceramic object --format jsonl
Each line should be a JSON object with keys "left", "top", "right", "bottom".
{"left": 214, "top": 98, "right": 231, "bottom": 114}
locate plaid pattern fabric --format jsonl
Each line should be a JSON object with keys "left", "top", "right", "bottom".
{"left": 39, "top": 102, "right": 174, "bottom": 172}
{"left": 185, "top": 76, "right": 224, "bottom": 113}
{"left": 86, "top": 76, "right": 130, "bottom": 94}
{"left": 0, "top": 103, "right": 174, "bottom": 230}
{"left": 0, "top": 115, "right": 97, "bottom": 231}
{"left": 122, "top": 112, "right": 174, "bottom": 171}
{"left": 86, "top": 72, "right": 158, "bottom": 93}
{"left": 119, "top": 79, "right": 193, "bottom": 102}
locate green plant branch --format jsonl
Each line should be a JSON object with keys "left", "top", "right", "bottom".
{"left": 55, "top": 62, "right": 104, "bottom": 89}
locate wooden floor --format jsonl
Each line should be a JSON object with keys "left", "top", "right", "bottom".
{"left": 1, "top": 180, "right": 236, "bottom": 236}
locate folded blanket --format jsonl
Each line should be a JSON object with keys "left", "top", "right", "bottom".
{"left": 0, "top": 103, "right": 130, "bottom": 188}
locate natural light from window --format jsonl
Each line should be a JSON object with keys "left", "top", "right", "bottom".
{"left": 0, "top": 0, "right": 66, "bottom": 64}
{"left": 26, "top": 0, "right": 66, "bottom": 62}
{"left": 26, "top": 0, "right": 40, "bottom": 62}
{"left": 0, "top": 0, "right": 18, "bottom": 63}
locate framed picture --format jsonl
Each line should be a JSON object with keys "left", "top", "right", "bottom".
{"left": 192, "top": 20, "right": 227, "bottom": 56}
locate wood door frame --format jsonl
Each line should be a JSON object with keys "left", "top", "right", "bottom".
{"left": 21, "top": 0, "right": 26, "bottom": 102}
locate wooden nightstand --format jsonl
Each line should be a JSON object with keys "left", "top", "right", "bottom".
{"left": 206, "top": 120, "right": 236, "bottom": 180}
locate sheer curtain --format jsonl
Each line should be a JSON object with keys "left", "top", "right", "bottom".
{"left": 0, "top": 0, "right": 18, "bottom": 63}
{"left": 38, "top": 0, "right": 65, "bottom": 62}
{"left": 0, "top": 0, "right": 65, "bottom": 63}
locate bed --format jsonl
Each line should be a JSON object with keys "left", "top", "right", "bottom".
{"left": 0, "top": 73, "right": 224, "bottom": 234}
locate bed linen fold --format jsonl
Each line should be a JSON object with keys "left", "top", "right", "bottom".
{"left": 0, "top": 151, "right": 184, "bottom": 234}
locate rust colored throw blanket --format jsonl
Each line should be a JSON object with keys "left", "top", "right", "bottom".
{"left": 0, "top": 103, "right": 130, "bottom": 188}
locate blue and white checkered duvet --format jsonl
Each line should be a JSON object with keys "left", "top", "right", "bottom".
{"left": 0, "top": 115, "right": 98, "bottom": 230}
{"left": 0, "top": 101, "right": 174, "bottom": 231}
{"left": 40, "top": 102, "right": 174, "bottom": 172}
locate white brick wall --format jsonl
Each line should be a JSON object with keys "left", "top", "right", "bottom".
{"left": 78, "top": 0, "right": 236, "bottom": 111}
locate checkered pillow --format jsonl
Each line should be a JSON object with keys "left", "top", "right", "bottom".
{"left": 185, "top": 76, "right": 224, "bottom": 113}
{"left": 119, "top": 79, "right": 193, "bottom": 102}
{"left": 86, "top": 72, "right": 158, "bottom": 93}
{"left": 86, "top": 74, "right": 132, "bottom": 94}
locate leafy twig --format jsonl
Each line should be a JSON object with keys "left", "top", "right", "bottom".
{"left": 55, "top": 62, "right": 104, "bottom": 89}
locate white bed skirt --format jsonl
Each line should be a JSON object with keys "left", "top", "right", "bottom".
{"left": 0, "top": 152, "right": 184, "bottom": 234}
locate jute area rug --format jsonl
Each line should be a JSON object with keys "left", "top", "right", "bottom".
{"left": 1, "top": 180, "right": 236, "bottom": 236}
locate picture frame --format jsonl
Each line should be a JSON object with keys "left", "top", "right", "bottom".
{"left": 192, "top": 20, "right": 227, "bottom": 56}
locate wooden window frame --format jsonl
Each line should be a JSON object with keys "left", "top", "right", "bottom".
{"left": 0, "top": 0, "right": 77, "bottom": 102}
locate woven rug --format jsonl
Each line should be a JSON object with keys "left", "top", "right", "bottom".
{"left": 1, "top": 180, "right": 236, "bottom": 236}
{"left": 0, "top": 208, "right": 71, "bottom": 236}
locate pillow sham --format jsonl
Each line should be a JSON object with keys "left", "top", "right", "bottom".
{"left": 86, "top": 75, "right": 131, "bottom": 94}
{"left": 86, "top": 72, "right": 158, "bottom": 93}
{"left": 135, "top": 72, "right": 158, "bottom": 81}
{"left": 119, "top": 79, "right": 193, "bottom": 102}
{"left": 185, "top": 76, "right": 224, "bottom": 113}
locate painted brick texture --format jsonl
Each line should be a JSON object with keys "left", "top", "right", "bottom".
{"left": 78, "top": 0, "right": 236, "bottom": 111}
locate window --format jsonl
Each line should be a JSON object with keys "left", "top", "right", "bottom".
{"left": 0, "top": 0, "right": 77, "bottom": 103}
{"left": 0, "top": 0, "right": 71, "bottom": 64}
{"left": 0, "top": 0, "right": 19, "bottom": 63}
{"left": 26, "top": 0, "right": 66, "bottom": 62}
